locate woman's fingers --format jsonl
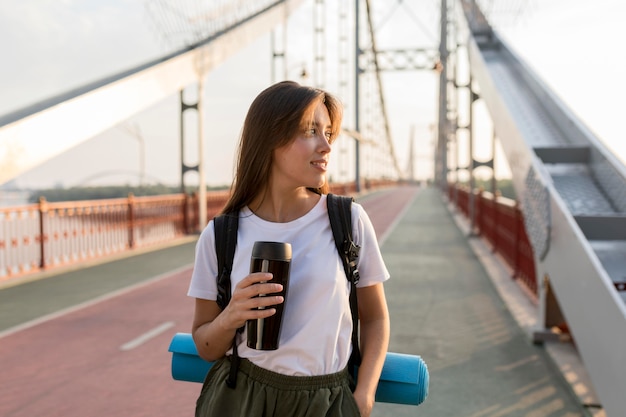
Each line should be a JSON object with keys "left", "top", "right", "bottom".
{"left": 220, "top": 272, "right": 285, "bottom": 329}
{"left": 234, "top": 272, "right": 283, "bottom": 299}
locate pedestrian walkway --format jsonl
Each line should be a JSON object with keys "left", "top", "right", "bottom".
{"left": 0, "top": 187, "right": 590, "bottom": 416}
{"left": 371, "top": 187, "right": 587, "bottom": 417}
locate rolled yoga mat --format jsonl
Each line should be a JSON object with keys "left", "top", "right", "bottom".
{"left": 168, "top": 332, "right": 429, "bottom": 406}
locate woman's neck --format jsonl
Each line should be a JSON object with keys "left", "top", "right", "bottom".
{"left": 250, "top": 187, "right": 320, "bottom": 223}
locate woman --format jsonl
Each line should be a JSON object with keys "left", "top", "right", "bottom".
{"left": 188, "top": 81, "right": 390, "bottom": 417}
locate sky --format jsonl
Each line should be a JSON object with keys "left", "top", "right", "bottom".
{"left": 0, "top": 0, "right": 625, "bottom": 191}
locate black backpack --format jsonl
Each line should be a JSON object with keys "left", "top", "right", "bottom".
{"left": 213, "top": 194, "right": 361, "bottom": 388}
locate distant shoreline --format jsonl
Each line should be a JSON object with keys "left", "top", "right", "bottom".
{"left": 0, "top": 190, "right": 30, "bottom": 207}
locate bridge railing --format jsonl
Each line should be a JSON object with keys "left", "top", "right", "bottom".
{"left": 0, "top": 181, "right": 390, "bottom": 283}
{"left": 448, "top": 184, "right": 538, "bottom": 298}
{"left": 0, "top": 193, "right": 190, "bottom": 281}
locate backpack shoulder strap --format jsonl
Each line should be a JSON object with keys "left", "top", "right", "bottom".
{"left": 214, "top": 212, "right": 239, "bottom": 310}
{"left": 213, "top": 211, "right": 242, "bottom": 388}
{"left": 327, "top": 194, "right": 360, "bottom": 285}
{"left": 327, "top": 193, "right": 362, "bottom": 375}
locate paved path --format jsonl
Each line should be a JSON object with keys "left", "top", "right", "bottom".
{"left": 0, "top": 186, "right": 587, "bottom": 416}
{"left": 371, "top": 187, "right": 585, "bottom": 417}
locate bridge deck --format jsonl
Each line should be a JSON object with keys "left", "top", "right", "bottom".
{"left": 0, "top": 186, "right": 593, "bottom": 416}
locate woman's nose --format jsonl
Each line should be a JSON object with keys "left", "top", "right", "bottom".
{"left": 318, "top": 134, "right": 331, "bottom": 153}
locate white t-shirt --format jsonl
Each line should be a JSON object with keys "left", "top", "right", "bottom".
{"left": 188, "top": 194, "right": 389, "bottom": 376}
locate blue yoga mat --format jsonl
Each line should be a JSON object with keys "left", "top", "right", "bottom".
{"left": 168, "top": 333, "right": 428, "bottom": 406}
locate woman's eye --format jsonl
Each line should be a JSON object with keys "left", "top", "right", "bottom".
{"left": 304, "top": 128, "right": 332, "bottom": 140}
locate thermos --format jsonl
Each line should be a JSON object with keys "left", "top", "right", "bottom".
{"left": 246, "top": 241, "right": 292, "bottom": 350}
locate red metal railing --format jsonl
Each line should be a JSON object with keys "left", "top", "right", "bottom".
{"left": 0, "top": 193, "right": 199, "bottom": 281}
{"left": 448, "top": 184, "right": 538, "bottom": 299}
{"left": 0, "top": 180, "right": 395, "bottom": 282}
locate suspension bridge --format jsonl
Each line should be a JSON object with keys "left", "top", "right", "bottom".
{"left": 0, "top": 1, "right": 625, "bottom": 416}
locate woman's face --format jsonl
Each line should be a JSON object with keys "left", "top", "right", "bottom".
{"left": 271, "top": 100, "right": 332, "bottom": 191}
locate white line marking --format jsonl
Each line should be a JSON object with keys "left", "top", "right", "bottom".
{"left": 120, "top": 321, "right": 175, "bottom": 351}
{"left": 0, "top": 264, "right": 193, "bottom": 339}
{"left": 378, "top": 188, "right": 421, "bottom": 246}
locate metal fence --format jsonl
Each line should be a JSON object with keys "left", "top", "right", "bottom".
{"left": 0, "top": 181, "right": 386, "bottom": 282}
{"left": 0, "top": 192, "right": 217, "bottom": 281}
{"left": 448, "top": 184, "right": 538, "bottom": 298}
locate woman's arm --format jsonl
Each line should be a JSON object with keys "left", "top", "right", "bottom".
{"left": 191, "top": 272, "right": 284, "bottom": 362}
{"left": 352, "top": 282, "right": 390, "bottom": 417}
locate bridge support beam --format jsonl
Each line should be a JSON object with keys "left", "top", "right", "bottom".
{"left": 354, "top": 0, "right": 362, "bottom": 193}
{"left": 436, "top": 0, "right": 449, "bottom": 190}
{"left": 179, "top": 81, "right": 208, "bottom": 230}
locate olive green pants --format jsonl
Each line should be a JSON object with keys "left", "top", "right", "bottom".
{"left": 195, "top": 357, "right": 361, "bottom": 417}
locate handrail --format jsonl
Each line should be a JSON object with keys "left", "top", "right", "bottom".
{"left": 0, "top": 180, "right": 395, "bottom": 283}
{"left": 0, "top": 193, "right": 201, "bottom": 282}
{"left": 448, "top": 183, "right": 538, "bottom": 299}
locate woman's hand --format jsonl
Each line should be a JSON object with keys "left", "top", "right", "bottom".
{"left": 218, "top": 272, "right": 284, "bottom": 331}
{"left": 191, "top": 272, "right": 283, "bottom": 361}
{"left": 353, "top": 390, "right": 375, "bottom": 417}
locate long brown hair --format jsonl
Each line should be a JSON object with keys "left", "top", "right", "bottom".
{"left": 220, "top": 81, "right": 343, "bottom": 215}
